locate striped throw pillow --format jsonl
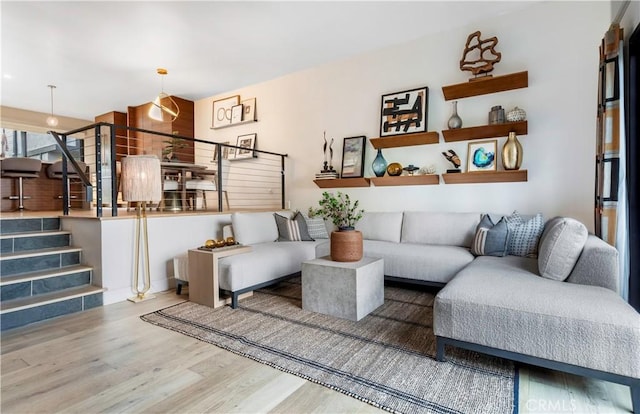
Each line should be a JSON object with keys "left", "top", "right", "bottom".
{"left": 274, "top": 213, "right": 313, "bottom": 241}
{"left": 471, "top": 215, "right": 509, "bottom": 257}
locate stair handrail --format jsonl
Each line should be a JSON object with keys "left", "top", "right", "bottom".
{"left": 48, "top": 131, "right": 93, "bottom": 188}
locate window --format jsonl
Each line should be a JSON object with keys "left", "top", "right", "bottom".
{"left": 1, "top": 128, "right": 83, "bottom": 160}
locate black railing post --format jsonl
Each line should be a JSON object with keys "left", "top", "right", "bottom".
{"left": 216, "top": 144, "right": 223, "bottom": 212}
{"left": 95, "top": 125, "right": 103, "bottom": 217}
{"left": 61, "top": 135, "right": 69, "bottom": 216}
{"left": 110, "top": 125, "right": 118, "bottom": 217}
{"left": 281, "top": 155, "right": 286, "bottom": 209}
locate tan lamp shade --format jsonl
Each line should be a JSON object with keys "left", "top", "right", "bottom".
{"left": 121, "top": 155, "right": 162, "bottom": 202}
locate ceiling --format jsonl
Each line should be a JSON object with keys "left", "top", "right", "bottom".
{"left": 1, "top": 1, "right": 534, "bottom": 122}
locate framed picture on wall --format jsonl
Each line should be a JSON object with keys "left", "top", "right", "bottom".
{"left": 233, "top": 133, "right": 257, "bottom": 160}
{"left": 340, "top": 136, "right": 366, "bottom": 178}
{"left": 231, "top": 104, "right": 243, "bottom": 124}
{"left": 241, "top": 98, "right": 257, "bottom": 121}
{"left": 212, "top": 95, "right": 240, "bottom": 128}
{"left": 380, "top": 86, "right": 429, "bottom": 137}
{"left": 213, "top": 141, "right": 230, "bottom": 161}
{"left": 467, "top": 140, "right": 497, "bottom": 172}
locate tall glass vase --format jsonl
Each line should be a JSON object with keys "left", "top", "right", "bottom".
{"left": 372, "top": 149, "right": 387, "bottom": 177}
{"left": 447, "top": 101, "right": 463, "bottom": 129}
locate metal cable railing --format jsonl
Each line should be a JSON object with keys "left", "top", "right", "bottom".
{"left": 48, "top": 123, "right": 287, "bottom": 217}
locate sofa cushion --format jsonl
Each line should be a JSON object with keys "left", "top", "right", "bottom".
{"left": 401, "top": 212, "right": 480, "bottom": 247}
{"left": 274, "top": 212, "right": 314, "bottom": 242}
{"left": 218, "top": 241, "right": 323, "bottom": 292}
{"left": 434, "top": 255, "right": 640, "bottom": 378}
{"left": 355, "top": 212, "right": 403, "bottom": 243}
{"left": 471, "top": 215, "right": 509, "bottom": 257}
{"left": 301, "top": 212, "right": 329, "bottom": 239}
{"left": 504, "top": 211, "right": 544, "bottom": 257}
{"left": 231, "top": 212, "right": 279, "bottom": 245}
{"left": 538, "top": 217, "right": 588, "bottom": 281}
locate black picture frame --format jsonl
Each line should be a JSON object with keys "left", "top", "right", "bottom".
{"left": 340, "top": 136, "right": 366, "bottom": 178}
{"left": 380, "top": 86, "right": 429, "bottom": 137}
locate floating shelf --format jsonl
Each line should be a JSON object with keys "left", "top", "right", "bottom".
{"left": 442, "top": 170, "right": 528, "bottom": 184}
{"left": 370, "top": 131, "right": 439, "bottom": 149}
{"left": 210, "top": 119, "right": 258, "bottom": 130}
{"left": 442, "top": 71, "right": 528, "bottom": 101}
{"left": 442, "top": 121, "right": 528, "bottom": 142}
{"left": 313, "top": 177, "right": 371, "bottom": 188}
{"left": 370, "top": 174, "right": 439, "bottom": 186}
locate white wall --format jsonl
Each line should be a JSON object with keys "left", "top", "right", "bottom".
{"left": 195, "top": 2, "right": 610, "bottom": 230}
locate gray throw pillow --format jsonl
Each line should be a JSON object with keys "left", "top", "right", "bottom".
{"left": 471, "top": 214, "right": 509, "bottom": 257}
{"left": 504, "top": 211, "right": 545, "bottom": 257}
{"left": 301, "top": 212, "right": 329, "bottom": 239}
{"left": 538, "top": 217, "right": 588, "bottom": 281}
{"left": 274, "top": 212, "right": 314, "bottom": 241}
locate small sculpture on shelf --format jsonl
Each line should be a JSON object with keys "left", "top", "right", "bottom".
{"left": 321, "top": 131, "right": 337, "bottom": 173}
{"left": 403, "top": 164, "right": 419, "bottom": 175}
{"left": 459, "top": 31, "right": 502, "bottom": 78}
{"left": 442, "top": 149, "right": 461, "bottom": 173}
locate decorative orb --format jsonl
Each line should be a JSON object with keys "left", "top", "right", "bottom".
{"left": 215, "top": 239, "right": 227, "bottom": 248}
{"left": 225, "top": 236, "right": 236, "bottom": 246}
{"left": 205, "top": 239, "right": 216, "bottom": 248}
{"left": 387, "top": 162, "right": 403, "bottom": 176}
{"left": 506, "top": 106, "right": 526, "bottom": 122}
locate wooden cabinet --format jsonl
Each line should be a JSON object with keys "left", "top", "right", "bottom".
{"left": 127, "top": 96, "right": 195, "bottom": 163}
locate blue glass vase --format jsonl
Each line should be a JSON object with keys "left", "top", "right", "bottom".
{"left": 372, "top": 149, "right": 387, "bottom": 177}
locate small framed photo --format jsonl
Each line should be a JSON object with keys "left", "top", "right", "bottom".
{"left": 340, "top": 136, "right": 366, "bottom": 178}
{"left": 213, "top": 141, "right": 230, "bottom": 161}
{"left": 212, "top": 95, "right": 240, "bottom": 128}
{"left": 380, "top": 86, "right": 429, "bottom": 137}
{"left": 467, "top": 140, "right": 497, "bottom": 172}
{"left": 233, "top": 133, "right": 257, "bottom": 160}
{"left": 231, "top": 104, "right": 243, "bottom": 124}
{"left": 241, "top": 98, "right": 256, "bottom": 121}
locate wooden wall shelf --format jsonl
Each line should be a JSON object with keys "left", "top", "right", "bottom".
{"left": 313, "top": 178, "right": 371, "bottom": 188}
{"left": 442, "top": 170, "right": 528, "bottom": 184}
{"left": 210, "top": 119, "right": 258, "bottom": 130}
{"left": 370, "top": 175, "right": 439, "bottom": 186}
{"left": 442, "top": 71, "right": 528, "bottom": 101}
{"left": 442, "top": 121, "right": 528, "bottom": 142}
{"left": 370, "top": 131, "right": 439, "bottom": 149}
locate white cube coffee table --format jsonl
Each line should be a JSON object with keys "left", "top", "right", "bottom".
{"left": 301, "top": 256, "right": 384, "bottom": 321}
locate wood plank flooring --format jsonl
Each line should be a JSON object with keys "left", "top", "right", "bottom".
{"left": 1, "top": 291, "right": 633, "bottom": 413}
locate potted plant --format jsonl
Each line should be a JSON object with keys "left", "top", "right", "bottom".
{"left": 162, "top": 136, "right": 188, "bottom": 162}
{"left": 310, "top": 191, "right": 364, "bottom": 262}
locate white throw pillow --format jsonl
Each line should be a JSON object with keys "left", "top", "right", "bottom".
{"left": 538, "top": 217, "right": 588, "bottom": 281}
{"left": 231, "top": 212, "right": 278, "bottom": 245}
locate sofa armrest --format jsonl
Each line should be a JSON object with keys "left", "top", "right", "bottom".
{"left": 566, "top": 235, "right": 619, "bottom": 293}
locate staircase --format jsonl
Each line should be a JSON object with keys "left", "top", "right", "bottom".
{"left": 0, "top": 217, "right": 105, "bottom": 331}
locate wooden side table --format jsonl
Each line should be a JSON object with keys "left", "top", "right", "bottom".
{"left": 188, "top": 245, "right": 252, "bottom": 308}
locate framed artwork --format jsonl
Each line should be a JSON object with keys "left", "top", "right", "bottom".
{"left": 212, "top": 95, "right": 240, "bottom": 128}
{"left": 467, "top": 140, "right": 497, "bottom": 172}
{"left": 233, "top": 133, "right": 257, "bottom": 160}
{"left": 242, "top": 98, "right": 256, "bottom": 121}
{"left": 231, "top": 104, "right": 243, "bottom": 124}
{"left": 340, "top": 136, "right": 366, "bottom": 178}
{"left": 380, "top": 86, "right": 429, "bottom": 137}
{"left": 213, "top": 141, "right": 230, "bottom": 161}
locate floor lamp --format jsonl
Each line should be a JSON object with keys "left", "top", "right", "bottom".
{"left": 121, "top": 155, "right": 162, "bottom": 302}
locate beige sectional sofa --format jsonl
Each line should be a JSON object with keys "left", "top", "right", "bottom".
{"left": 218, "top": 210, "right": 639, "bottom": 412}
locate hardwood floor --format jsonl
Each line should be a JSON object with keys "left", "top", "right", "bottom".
{"left": 1, "top": 291, "right": 633, "bottom": 413}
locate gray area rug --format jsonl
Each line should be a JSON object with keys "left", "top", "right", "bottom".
{"left": 141, "top": 278, "right": 517, "bottom": 414}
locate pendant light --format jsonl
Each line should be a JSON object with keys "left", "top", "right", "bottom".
{"left": 148, "top": 68, "right": 180, "bottom": 122}
{"left": 46, "top": 85, "right": 59, "bottom": 127}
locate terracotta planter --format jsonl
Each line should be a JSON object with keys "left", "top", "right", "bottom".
{"left": 330, "top": 230, "right": 363, "bottom": 262}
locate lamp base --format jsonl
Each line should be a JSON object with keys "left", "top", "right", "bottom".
{"left": 127, "top": 293, "right": 156, "bottom": 303}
